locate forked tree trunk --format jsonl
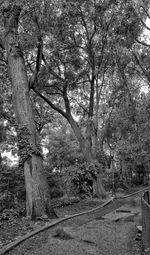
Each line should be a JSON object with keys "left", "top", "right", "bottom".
{"left": 3, "top": 6, "right": 56, "bottom": 219}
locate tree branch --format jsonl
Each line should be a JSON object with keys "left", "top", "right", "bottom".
{"left": 139, "top": 17, "right": 150, "bottom": 31}
{"left": 29, "top": 34, "right": 43, "bottom": 89}
{"left": 42, "top": 53, "right": 65, "bottom": 82}
{"left": 33, "top": 89, "right": 67, "bottom": 119}
{"left": 78, "top": 6, "right": 90, "bottom": 41}
{"left": 0, "top": 37, "right": 5, "bottom": 50}
{"left": 135, "top": 38, "right": 150, "bottom": 48}
{"left": 88, "top": 67, "right": 95, "bottom": 118}
{"left": 140, "top": 5, "right": 150, "bottom": 20}
{"left": 2, "top": 112, "right": 15, "bottom": 125}
{"left": 63, "top": 83, "right": 71, "bottom": 116}
{"left": 98, "top": 63, "right": 107, "bottom": 101}
{"left": 68, "top": 95, "right": 89, "bottom": 114}
{"left": 90, "top": 23, "right": 97, "bottom": 44}
{"left": 0, "top": 57, "right": 7, "bottom": 64}
{"left": 133, "top": 52, "right": 150, "bottom": 83}
{"left": 42, "top": 84, "right": 63, "bottom": 93}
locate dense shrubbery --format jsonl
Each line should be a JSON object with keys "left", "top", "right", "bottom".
{"left": 70, "top": 162, "right": 99, "bottom": 198}
{"left": 0, "top": 165, "right": 26, "bottom": 220}
{"left": 0, "top": 165, "right": 25, "bottom": 210}
{"left": 46, "top": 172, "right": 65, "bottom": 198}
{"left": 50, "top": 187, "right": 64, "bottom": 199}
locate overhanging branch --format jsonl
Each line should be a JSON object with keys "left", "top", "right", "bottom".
{"left": 140, "top": 5, "right": 150, "bottom": 20}
{"left": 135, "top": 38, "right": 150, "bottom": 48}
{"left": 34, "top": 89, "right": 67, "bottom": 119}
{"left": 139, "top": 17, "right": 150, "bottom": 31}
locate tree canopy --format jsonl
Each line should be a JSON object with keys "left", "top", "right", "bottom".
{"left": 1, "top": 0, "right": 150, "bottom": 213}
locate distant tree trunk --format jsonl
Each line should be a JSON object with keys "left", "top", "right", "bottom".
{"left": 93, "top": 173, "right": 106, "bottom": 198}
{"left": 0, "top": 152, "right": 2, "bottom": 170}
{"left": 3, "top": 6, "right": 56, "bottom": 219}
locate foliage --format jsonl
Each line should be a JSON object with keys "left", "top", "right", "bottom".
{"left": 0, "top": 165, "right": 25, "bottom": 212}
{"left": 71, "top": 162, "right": 99, "bottom": 198}
{"left": 0, "top": 0, "right": 150, "bottom": 210}
{"left": 46, "top": 173, "right": 65, "bottom": 198}
{"left": 16, "top": 125, "right": 42, "bottom": 169}
{"left": 104, "top": 84, "right": 150, "bottom": 184}
{"left": 44, "top": 121, "right": 84, "bottom": 171}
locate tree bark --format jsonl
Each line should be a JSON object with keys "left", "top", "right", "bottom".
{"left": 68, "top": 115, "right": 106, "bottom": 198}
{"left": 0, "top": 152, "right": 2, "bottom": 171}
{"left": 142, "top": 191, "right": 150, "bottom": 249}
{"left": 3, "top": 6, "right": 56, "bottom": 219}
{"left": 92, "top": 172, "right": 106, "bottom": 198}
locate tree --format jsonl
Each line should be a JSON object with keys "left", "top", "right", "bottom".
{"left": 44, "top": 122, "right": 83, "bottom": 171}
{"left": 31, "top": 0, "right": 146, "bottom": 197}
{"left": 0, "top": 3, "right": 56, "bottom": 219}
{"left": 0, "top": 0, "right": 149, "bottom": 204}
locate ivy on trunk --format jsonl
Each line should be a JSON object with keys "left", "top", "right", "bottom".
{"left": 2, "top": 5, "right": 56, "bottom": 220}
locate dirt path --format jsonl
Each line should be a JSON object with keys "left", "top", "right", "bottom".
{"left": 4, "top": 196, "right": 141, "bottom": 255}
{"left": 21, "top": 219, "right": 135, "bottom": 255}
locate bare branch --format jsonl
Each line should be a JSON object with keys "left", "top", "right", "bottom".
{"left": 25, "top": 56, "right": 34, "bottom": 73}
{"left": 33, "top": 88, "right": 67, "bottom": 119}
{"left": 42, "top": 84, "right": 63, "bottom": 93}
{"left": 139, "top": 17, "right": 150, "bottom": 31}
{"left": 2, "top": 112, "right": 15, "bottom": 125}
{"left": 140, "top": 5, "right": 150, "bottom": 20}
{"left": 68, "top": 95, "right": 89, "bottom": 114}
{"left": 0, "top": 37, "right": 5, "bottom": 50}
{"left": 78, "top": 6, "right": 90, "bottom": 41}
{"left": 42, "top": 54, "right": 65, "bottom": 82}
{"left": 90, "top": 23, "right": 97, "bottom": 43}
{"left": 45, "top": 92, "right": 62, "bottom": 96}
{"left": 29, "top": 15, "right": 44, "bottom": 89}
{"left": 0, "top": 57, "right": 7, "bottom": 64}
{"left": 29, "top": 36, "right": 43, "bottom": 88}
{"left": 135, "top": 38, "right": 150, "bottom": 48}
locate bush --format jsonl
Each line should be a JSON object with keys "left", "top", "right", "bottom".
{"left": 71, "top": 163, "right": 97, "bottom": 198}
{"left": 47, "top": 173, "right": 65, "bottom": 198}
{"left": 50, "top": 187, "right": 64, "bottom": 198}
{"left": 0, "top": 165, "right": 25, "bottom": 210}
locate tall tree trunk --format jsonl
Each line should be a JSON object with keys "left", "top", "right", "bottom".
{"left": 68, "top": 115, "right": 106, "bottom": 198}
{"left": 0, "top": 152, "right": 2, "bottom": 171}
{"left": 3, "top": 6, "right": 56, "bottom": 219}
